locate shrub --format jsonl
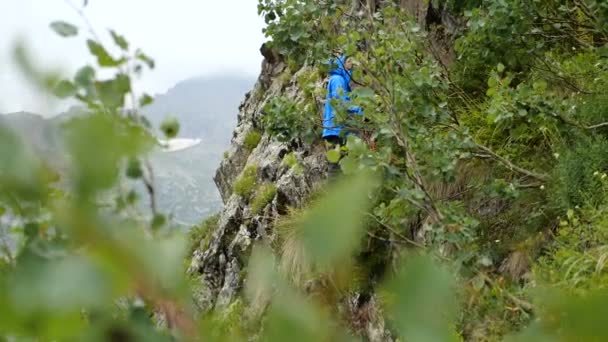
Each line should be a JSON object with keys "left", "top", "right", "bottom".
{"left": 282, "top": 152, "right": 298, "bottom": 168}
{"left": 188, "top": 214, "right": 220, "bottom": 256}
{"left": 251, "top": 183, "right": 277, "bottom": 215}
{"left": 553, "top": 137, "right": 608, "bottom": 209}
{"left": 233, "top": 165, "right": 258, "bottom": 198}
{"left": 243, "top": 130, "right": 262, "bottom": 151}
{"left": 262, "top": 96, "right": 319, "bottom": 143}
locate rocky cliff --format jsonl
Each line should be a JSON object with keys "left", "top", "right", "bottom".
{"left": 186, "top": 1, "right": 457, "bottom": 340}
{"left": 187, "top": 55, "right": 327, "bottom": 306}
{"left": 187, "top": 53, "right": 393, "bottom": 341}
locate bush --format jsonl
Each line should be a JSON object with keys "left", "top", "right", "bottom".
{"left": 188, "top": 214, "right": 220, "bottom": 256}
{"left": 534, "top": 203, "right": 608, "bottom": 294}
{"left": 251, "top": 183, "right": 277, "bottom": 214}
{"left": 282, "top": 152, "right": 298, "bottom": 168}
{"left": 243, "top": 130, "right": 262, "bottom": 151}
{"left": 233, "top": 165, "right": 258, "bottom": 198}
{"left": 553, "top": 137, "right": 608, "bottom": 209}
{"left": 262, "top": 96, "right": 319, "bottom": 143}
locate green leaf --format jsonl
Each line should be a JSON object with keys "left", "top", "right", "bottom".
{"left": 136, "top": 50, "right": 155, "bottom": 69}
{"left": 497, "top": 63, "right": 505, "bottom": 73}
{"left": 326, "top": 149, "right": 341, "bottom": 163}
{"left": 152, "top": 214, "right": 166, "bottom": 230}
{"left": 74, "top": 66, "right": 95, "bottom": 87}
{"left": 509, "top": 289, "right": 608, "bottom": 341}
{"left": 339, "top": 156, "right": 358, "bottom": 174}
{"left": 49, "top": 21, "right": 78, "bottom": 37}
{"left": 87, "top": 39, "right": 123, "bottom": 67}
{"left": 353, "top": 87, "right": 375, "bottom": 99}
{"left": 139, "top": 93, "right": 154, "bottom": 107}
{"left": 53, "top": 80, "right": 77, "bottom": 98}
{"left": 160, "top": 117, "right": 180, "bottom": 139}
{"left": 385, "top": 255, "right": 458, "bottom": 342}
{"left": 125, "top": 158, "right": 143, "bottom": 179}
{"left": 109, "top": 30, "right": 129, "bottom": 51}
{"left": 95, "top": 74, "right": 131, "bottom": 109}
{"left": 299, "top": 172, "right": 377, "bottom": 268}
{"left": 63, "top": 113, "right": 153, "bottom": 196}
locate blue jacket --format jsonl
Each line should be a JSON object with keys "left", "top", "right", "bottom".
{"left": 322, "top": 56, "right": 362, "bottom": 138}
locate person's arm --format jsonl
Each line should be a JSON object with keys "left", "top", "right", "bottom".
{"left": 334, "top": 77, "right": 363, "bottom": 116}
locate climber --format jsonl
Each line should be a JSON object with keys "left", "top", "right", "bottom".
{"left": 323, "top": 55, "right": 363, "bottom": 176}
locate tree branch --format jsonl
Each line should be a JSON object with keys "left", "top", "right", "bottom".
{"left": 587, "top": 122, "right": 608, "bottom": 130}
{"left": 475, "top": 143, "right": 549, "bottom": 182}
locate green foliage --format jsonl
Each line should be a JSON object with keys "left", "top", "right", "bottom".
{"left": 202, "top": 299, "right": 247, "bottom": 339}
{"left": 188, "top": 214, "right": 220, "bottom": 256}
{"left": 243, "top": 130, "right": 262, "bottom": 151}
{"left": 385, "top": 255, "right": 458, "bottom": 341}
{"left": 0, "top": 8, "right": 188, "bottom": 341}
{"left": 453, "top": 0, "right": 608, "bottom": 94}
{"left": 257, "top": 0, "right": 340, "bottom": 66}
{"left": 233, "top": 165, "right": 258, "bottom": 198}
{"left": 300, "top": 172, "right": 377, "bottom": 268}
{"left": 281, "top": 152, "right": 297, "bottom": 168}
{"left": 126, "top": 157, "right": 143, "bottom": 179}
{"left": 160, "top": 116, "right": 180, "bottom": 139}
{"left": 553, "top": 137, "right": 608, "bottom": 209}
{"left": 262, "top": 96, "right": 319, "bottom": 143}
{"left": 50, "top": 21, "right": 79, "bottom": 37}
{"left": 251, "top": 183, "right": 277, "bottom": 215}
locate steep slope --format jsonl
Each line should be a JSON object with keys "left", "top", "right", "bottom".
{"left": 188, "top": 57, "right": 330, "bottom": 306}
{"left": 187, "top": 50, "right": 394, "bottom": 342}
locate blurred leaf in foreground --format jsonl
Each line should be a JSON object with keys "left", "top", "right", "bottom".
{"left": 246, "top": 245, "right": 349, "bottom": 342}
{"left": 50, "top": 21, "right": 79, "bottom": 38}
{"left": 509, "top": 288, "right": 608, "bottom": 342}
{"left": 62, "top": 113, "right": 154, "bottom": 196}
{"left": 384, "top": 255, "right": 459, "bottom": 342}
{"left": 299, "top": 171, "right": 378, "bottom": 269}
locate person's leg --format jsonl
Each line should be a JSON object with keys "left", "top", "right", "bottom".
{"left": 324, "top": 135, "right": 345, "bottom": 178}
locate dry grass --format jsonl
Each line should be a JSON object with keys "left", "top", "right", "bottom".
{"left": 275, "top": 207, "right": 313, "bottom": 287}
{"left": 499, "top": 250, "right": 531, "bottom": 281}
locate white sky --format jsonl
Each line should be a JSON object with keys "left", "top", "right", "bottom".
{"left": 0, "top": 0, "right": 266, "bottom": 116}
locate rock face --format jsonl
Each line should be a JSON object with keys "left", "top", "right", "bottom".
{"left": 185, "top": 44, "right": 393, "bottom": 339}
{"left": 187, "top": 50, "right": 393, "bottom": 340}
{"left": 187, "top": 54, "right": 329, "bottom": 310}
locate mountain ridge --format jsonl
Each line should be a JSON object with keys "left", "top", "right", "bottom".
{"left": 0, "top": 74, "right": 255, "bottom": 225}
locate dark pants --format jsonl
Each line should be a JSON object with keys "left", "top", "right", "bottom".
{"left": 324, "top": 135, "right": 346, "bottom": 178}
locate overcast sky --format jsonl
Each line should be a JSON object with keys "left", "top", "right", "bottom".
{"left": 0, "top": 0, "right": 266, "bottom": 116}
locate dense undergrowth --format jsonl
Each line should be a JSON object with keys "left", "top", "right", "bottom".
{"left": 253, "top": 0, "right": 608, "bottom": 340}
{"left": 2, "top": 0, "right": 608, "bottom": 341}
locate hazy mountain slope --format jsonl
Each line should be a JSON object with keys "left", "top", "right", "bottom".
{"left": 0, "top": 74, "right": 255, "bottom": 226}
{"left": 143, "top": 75, "right": 255, "bottom": 144}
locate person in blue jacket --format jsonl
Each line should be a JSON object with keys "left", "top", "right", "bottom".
{"left": 323, "top": 55, "right": 363, "bottom": 141}
{"left": 323, "top": 55, "right": 363, "bottom": 176}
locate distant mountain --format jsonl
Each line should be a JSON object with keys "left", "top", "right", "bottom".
{"left": 0, "top": 111, "right": 61, "bottom": 154}
{"left": 143, "top": 75, "right": 255, "bottom": 145}
{"left": 0, "top": 74, "right": 255, "bottom": 226}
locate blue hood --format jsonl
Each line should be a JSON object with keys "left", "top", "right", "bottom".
{"left": 328, "top": 56, "right": 351, "bottom": 89}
